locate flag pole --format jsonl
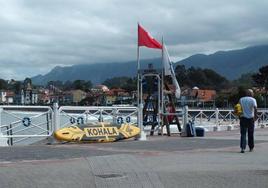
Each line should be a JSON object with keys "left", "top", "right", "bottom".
{"left": 137, "top": 23, "right": 141, "bottom": 128}
{"left": 137, "top": 23, "right": 146, "bottom": 140}
{"left": 161, "top": 37, "right": 164, "bottom": 130}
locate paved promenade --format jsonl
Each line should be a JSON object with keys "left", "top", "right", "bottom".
{"left": 1, "top": 128, "right": 268, "bottom": 188}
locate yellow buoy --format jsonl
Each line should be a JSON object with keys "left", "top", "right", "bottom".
{"left": 234, "top": 103, "right": 243, "bottom": 117}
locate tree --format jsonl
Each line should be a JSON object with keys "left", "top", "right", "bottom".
{"left": 202, "top": 69, "right": 229, "bottom": 90}
{"left": 23, "top": 78, "right": 32, "bottom": 89}
{"left": 228, "top": 86, "right": 246, "bottom": 106}
{"left": 63, "top": 80, "right": 73, "bottom": 90}
{"left": 232, "top": 73, "right": 254, "bottom": 88}
{"left": 122, "top": 78, "right": 136, "bottom": 92}
{"left": 47, "top": 80, "right": 63, "bottom": 89}
{"left": 72, "top": 80, "right": 92, "bottom": 91}
{"left": 252, "top": 65, "right": 268, "bottom": 90}
{"left": 103, "top": 77, "right": 136, "bottom": 91}
{"left": 0, "top": 79, "right": 8, "bottom": 90}
{"left": 175, "top": 66, "right": 230, "bottom": 90}
{"left": 5, "top": 79, "right": 23, "bottom": 94}
{"left": 252, "top": 65, "right": 268, "bottom": 107}
{"left": 175, "top": 65, "right": 187, "bottom": 85}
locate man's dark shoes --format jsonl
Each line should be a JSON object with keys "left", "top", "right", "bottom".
{"left": 241, "top": 150, "right": 245, "bottom": 153}
{"left": 249, "top": 148, "right": 254, "bottom": 152}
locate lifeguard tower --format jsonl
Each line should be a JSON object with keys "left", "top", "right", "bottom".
{"left": 137, "top": 62, "right": 181, "bottom": 138}
{"left": 137, "top": 24, "right": 181, "bottom": 139}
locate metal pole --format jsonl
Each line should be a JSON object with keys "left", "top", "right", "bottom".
{"left": 0, "top": 107, "right": 8, "bottom": 146}
{"left": 53, "top": 102, "right": 60, "bottom": 131}
{"left": 139, "top": 75, "right": 146, "bottom": 140}
{"left": 161, "top": 38, "right": 164, "bottom": 130}
{"left": 158, "top": 75, "right": 161, "bottom": 130}
{"left": 0, "top": 107, "right": 2, "bottom": 129}
{"left": 182, "top": 105, "right": 188, "bottom": 135}
{"left": 214, "top": 108, "right": 219, "bottom": 131}
{"left": 99, "top": 109, "right": 103, "bottom": 122}
{"left": 137, "top": 24, "right": 146, "bottom": 140}
{"left": 215, "top": 108, "right": 219, "bottom": 125}
{"left": 112, "top": 109, "right": 117, "bottom": 124}
{"left": 47, "top": 102, "right": 60, "bottom": 144}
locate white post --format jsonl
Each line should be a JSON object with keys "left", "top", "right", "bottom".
{"left": 138, "top": 79, "right": 146, "bottom": 141}
{"left": 0, "top": 107, "right": 2, "bottom": 127}
{"left": 53, "top": 102, "right": 60, "bottom": 131}
{"left": 112, "top": 108, "right": 117, "bottom": 124}
{"left": 214, "top": 108, "right": 220, "bottom": 131}
{"left": 0, "top": 107, "right": 8, "bottom": 146}
{"left": 215, "top": 108, "right": 219, "bottom": 125}
{"left": 200, "top": 110, "right": 203, "bottom": 125}
{"left": 48, "top": 102, "right": 59, "bottom": 144}
{"left": 182, "top": 105, "right": 188, "bottom": 136}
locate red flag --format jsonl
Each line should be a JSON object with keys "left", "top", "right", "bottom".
{"left": 138, "top": 24, "right": 162, "bottom": 49}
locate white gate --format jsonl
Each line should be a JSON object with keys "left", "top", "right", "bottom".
{"left": 57, "top": 106, "right": 139, "bottom": 129}
{"left": 0, "top": 106, "right": 53, "bottom": 146}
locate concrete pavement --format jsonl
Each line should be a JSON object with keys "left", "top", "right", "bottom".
{"left": 1, "top": 127, "right": 268, "bottom": 188}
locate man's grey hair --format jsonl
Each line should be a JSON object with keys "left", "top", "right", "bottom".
{"left": 246, "top": 89, "right": 254, "bottom": 97}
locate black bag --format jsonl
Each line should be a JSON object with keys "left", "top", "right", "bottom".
{"left": 195, "top": 127, "right": 205, "bottom": 137}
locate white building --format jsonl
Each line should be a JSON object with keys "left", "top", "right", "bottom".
{"left": 0, "top": 90, "right": 14, "bottom": 104}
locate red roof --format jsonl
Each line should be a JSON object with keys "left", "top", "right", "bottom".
{"left": 191, "top": 89, "right": 216, "bottom": 101}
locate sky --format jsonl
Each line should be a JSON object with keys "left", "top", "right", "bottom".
{"left": 1, "top": 0, "right": 268, "bottom": 80}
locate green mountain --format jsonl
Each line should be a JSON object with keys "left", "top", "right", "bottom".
{"left": 32, "top": 44, "right": 268, "bottom": 85}
{"left": 176, "top": 45, "right": 268, "bottom": 80}
{"left": 32, "top": 59, "right": 161, "bottom": 85}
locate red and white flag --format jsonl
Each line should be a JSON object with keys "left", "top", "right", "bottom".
{"left": 138, "top": 24, "right": 162, "bottom": 49}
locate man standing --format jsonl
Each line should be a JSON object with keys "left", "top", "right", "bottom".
{"left": 239, "top": 89, "right": 258, "bottom": 153}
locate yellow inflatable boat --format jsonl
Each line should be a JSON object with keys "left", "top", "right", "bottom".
{"left": 54, "top": 122, "right": 140, "bottom": 143}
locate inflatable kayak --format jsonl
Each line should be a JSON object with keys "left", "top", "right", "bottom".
{"left": 54, "top": 122, "right": 140, "bottom": 143}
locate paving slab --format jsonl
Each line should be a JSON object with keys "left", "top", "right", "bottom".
{"left": 0, "top": 128, "right": 268, "bottom": 188}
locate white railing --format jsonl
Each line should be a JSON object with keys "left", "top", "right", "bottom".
{"left": 58, "top": 105, "right": 139, "bottom": 129}
{"left": 257, "top": 109, "right": 268, "bottom": 127}
{"left": 0, "top": 105, "right": 53, "bottom": 146}
{"left": 0, "top": 104, "right": 267, "bottom": 146}
{"left": 179, "top": 108, "right": 268, "bottom": 131}
{"left": 0, "top": 104, "right": 139, "bottom": 146}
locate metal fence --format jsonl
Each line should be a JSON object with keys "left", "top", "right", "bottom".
{"left": 180, "top": 108, "right": 268, "bottom": 131}
{"left": 0, "top": 104, "right": 139, "bottom": 146}
{"left": 0, "top": 104, "right": 268, "bottom": 146}
{"left": 0, "top": 105, "right": 53, "bottom": 146}
{"left": 57, "top": 105, "right": 139, "bottom": 130}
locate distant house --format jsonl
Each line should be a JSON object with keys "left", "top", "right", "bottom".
{"left": 6, "top": 91, "right": 15, "bottom": 104}
{"left": 20, "top": 89, "right": 38, "bottom": 105}
{"left": 179, "top": 87, "right": 216, "bottom": 107}
{"left": 191, "top": 89, "right": 216, "bottom": 102}
{"left": 91, "top": 85, "right": 109, "bottom": 93}
{"left": 53, "top": 90, "right": 87, "bottom": 105}
{"left": 104, "top": 88, "right": 132, "bottom": 105}
{"left": 38, "top": 89, "right": 51, "bottom": 104}
{"left": 70, "top": 90, "right": 87, "bottom": 104}
{"left": 95, "top": 85, "right": 109, "bottom": 92}
{"left": 106, "top": 96, "right": 117, "bottom": 106}
{"left": 0, "top": 90, "right": 15, "bottom": 104}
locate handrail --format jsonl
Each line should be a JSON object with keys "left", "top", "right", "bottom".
{"left": 0, "top": 104, "right": 267, "bottom": 146}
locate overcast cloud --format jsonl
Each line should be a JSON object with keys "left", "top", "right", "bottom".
{"left": 0, "top": 0, "right": 268, "bottom": 80}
